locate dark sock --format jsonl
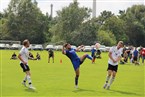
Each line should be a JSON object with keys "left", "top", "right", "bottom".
{"left": 75, "top": 75, "right": 79, "bottom": 86}
{"left": 86, "top": 54, "right": 93, "bottom": 60}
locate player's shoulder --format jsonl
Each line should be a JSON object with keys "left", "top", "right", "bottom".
{"left": 110, "top": 46, "right": 116, "bottom": 50}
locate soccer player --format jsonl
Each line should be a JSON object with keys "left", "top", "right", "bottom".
{"left": 103, "top": 41, "right": 124, "bottom": 90}
{"left": 133, "top": 47, "right": 139, "bottom": 65}
{"left": 48, "top": 49, "right": 54, "bottom": 63}
{"left": 91, "top": 47, "right": 96, "bottom": 64}
{"left": 36, "top": 52, "right": 41, "bottom": 60}
{"left": 141, "top": 48, "right": 145, "bottom": 65}
{"left": 18, "top": 39, "right": 36, "bottom": 89}
{"left": 62, "top": 43, "right": 93, "bottom": 88}
{"left": 10, "top": 52, "right": 17, "bottom": 60}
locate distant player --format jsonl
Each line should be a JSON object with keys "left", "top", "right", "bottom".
{"left": 141, "top": 48, "right": 145, "bottom": 65}
{"left": 10, "top": 52, "right": 17, "bottom": 60}
{"left": 103, "top": 41, "right": 124, "bottom": 90}
{"left": 133, "top": 47, "right": 139, "bottom": 65}
{"left": 36, "top": 52, "right": 41, "bottom": 60}
{"left": 91, "top": 47, "right": 96, "bottom": 64}
{"left": 18, "top": 39, "right": 36, "bottom": 89}
{"left": 48, "top": 49, "right": 54, "bottom": 63}
{"left": 62, "top": 43, "right": 93, "bottom": 88}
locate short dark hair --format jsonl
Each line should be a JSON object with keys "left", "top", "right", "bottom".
{"left": 64, "top": 43, "right": 69, "bottom": 47}
{"left": 23, "top": 39, "right": 29, "bottom": 46}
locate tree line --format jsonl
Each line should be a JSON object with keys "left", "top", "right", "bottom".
{"left": 0, "top": 0, "right": 145, "bottom": 46}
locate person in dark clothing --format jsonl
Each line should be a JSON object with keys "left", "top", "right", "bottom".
{"left": 48, "top": 49, "right": 54, "bottom": 63}
{"left": 10, "top": 52, "right": 17, "bottom": 60}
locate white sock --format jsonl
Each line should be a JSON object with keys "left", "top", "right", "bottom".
{"left": 108, "top": 77, "right": 115, "bottom": 86}
{"left": 106, "top": 75, "right": 111, "bottom": 83}
{"left": 26, "top": 75, "right": 32, "bottom": 85}
{"left": 23, "top": 76, "right": 27, "bottom": 82}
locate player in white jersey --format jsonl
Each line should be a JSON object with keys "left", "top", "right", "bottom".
{"left": 103, "top": 41, "right": 124, "bottom": 90}
{"left": 18, "top": 39, "right": 36, "bottom": 89}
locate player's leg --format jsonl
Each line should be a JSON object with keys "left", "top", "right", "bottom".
{"left": 48, "top": 55, "right": 50, "bottom": 63}
{"left": 52, "top": 56, "right": 54, "bottom": 63}
{"left": 25, "top": 71, "right": 36, "bottom": 89}
{"left": 75, "top": 68, "right": 80, "bottom": 88}
{"left": 80, "top": 54, "right": 93, "bottom": 62}
{"left": 92, "top": 56, "right": 96, "bottom": 64}
{"left": 106, "top": 71, "right": 117, "bottom": 90}
{"left": 142, "top": 56, "right": 144, "bottom": 64}
{"left": 103, "top": 70, "right": 112, "bottom": 89}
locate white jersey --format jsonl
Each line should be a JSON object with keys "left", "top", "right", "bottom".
{"left": 19, "top": 46, "right": 29, "bottom": 64}
{"left": 108, "top": 46, "right": 123, "bottom": 66}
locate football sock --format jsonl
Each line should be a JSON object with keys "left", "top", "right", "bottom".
{"left": 27, "top": 75, "right": 32, "bottom": 85}
{"left": 23, "top": 76, "right": 27, "bottom": 82}
{"left": 108, "top": 77, "right": 115, "bottom": 86}
{"left": 75, "top": 75, "right": 79, "bottom": 86}
{"left": 106, "top": 75, "right": 111, "bottom": 83}
{"left": 92, "top": 58, "right": 95, "bottom": 63}
{"left": 86, "top": 54, "right": 93, "bottom": 60}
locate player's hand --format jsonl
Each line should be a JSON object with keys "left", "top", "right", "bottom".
{"left": 80, "top": 45, "right": 84, "bottom": 47}
{"left": 112, "top": 59, "right": 117, "bottom": 63}
{"left": 23, "top": 61, "right": 27, "bottom": 65}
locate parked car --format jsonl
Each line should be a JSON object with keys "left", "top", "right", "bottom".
{"left": 0, "top": 44, "right": 6, "bottom": 49}
{"left": 5, "top": 44, "right": 10, "bottom": 49}
{"left": 33, "top": 45, "right": 43, "bottom": 50}
{"left": 106, "top": 46, "right": 111, "bottom": 52}
{"left": 83, "top": 46, "right": 92, "bottom": 52}
{"left": 28, "top": 44, "right": 35, "bottom": 50}
{"left": 100, "top": 45, "right": 107, "bottom": 52}
{"left": 71, "top": 45, "right": 77, "bottom": 49}
{"left": 54, "top": 45, "right": 63, "bottom": 51}
{"left": 45, "top": 45, "right": 54, "bottom": 50}
{"left": 11, "top": 44, "right": 22, "bottom": 50}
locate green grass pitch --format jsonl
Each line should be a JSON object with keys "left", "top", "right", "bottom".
{"left": 0, "top": 50, "right": 144, "bottom": 97}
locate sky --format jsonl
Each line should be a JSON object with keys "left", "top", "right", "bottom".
{"left": 0, "top": 0, "right": 145, "bottom": 17}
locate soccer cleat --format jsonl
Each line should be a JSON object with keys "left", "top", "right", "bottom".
{"left": 29, "top": 85, "right": 36, "bottom": 90}
{"left": 75, "top": 85, "right": 78, "bottom": 89}
{"left": 103, "top": 83, "right": 108, "bottom": 89}
{"left": 106, "top": 85, "right": 110, "bottom": 90}
{"left": 22, "top": 82, "right": 27, "bottom": 87}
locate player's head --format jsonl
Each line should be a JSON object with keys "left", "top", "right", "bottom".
{"left": 117, "top": 41, "right": 124, "bottom": 49}
{"left": 23, "top": 39, "right": 30, "bottom": 48}
{"left": 64, "top": 43, "right": 71, "bottom": 49}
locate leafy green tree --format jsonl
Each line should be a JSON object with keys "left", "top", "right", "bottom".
{"left": 123, "top": 5, "right": 145, "bottom": 46}
{"left": 2, "top": 0, "right": 51, "bottom": 44}
{"left": 70, "top": 20, "right": 97, "bottom": 45}
{"left": 97, "top": 30, "right": 116, "bottom": 46}
{"left": 101, "top": 16, "right": 128, "bottom": 42}
{"left": 51, "top": 1, "right": 91, "bottom": 44}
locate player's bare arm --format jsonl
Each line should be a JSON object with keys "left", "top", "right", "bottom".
{"left": 108, "top": 51, "right": 116, "bottom": 63}
{"left": 116, "top": 56, "right": 121, "bottom": 62}
{"left": 76, "top": 45, "right": 84, "bottom": 52}
{"left": 62, "top": 45, "right": 66, "bottom": 55}
{"left": 18, "top": 54, "right": 27, "bottom": 65}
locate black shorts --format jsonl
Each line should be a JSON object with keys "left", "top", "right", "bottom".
{"left": 20, "top": 63, "right": 30, "bottom": 72}
{"left": 133, "top": 57, "right": 137, "bottom": 61}
{"left": 107, "top": 64, "right": 118, "bottom": 72}
{"left": 49, "top": 54, "right": 54, "bottom": 58}
{"left": 91, "top": 55, "right": 96, "bottom": 58}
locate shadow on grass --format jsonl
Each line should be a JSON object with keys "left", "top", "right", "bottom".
{"left": 24, "top": 88, "right": 38, "bottom": 93}
{"left": 72, "top": 88, "right": 95, "bottom": 93}
{"left": 109, "top": 89, "right": 142, "bottom": 96}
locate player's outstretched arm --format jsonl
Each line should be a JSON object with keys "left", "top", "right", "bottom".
{"left": 62, "top": 46, "right": 66, "bottom": 55}
{"left": 76, "top": 45, "right": 84, "bottom": 52}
